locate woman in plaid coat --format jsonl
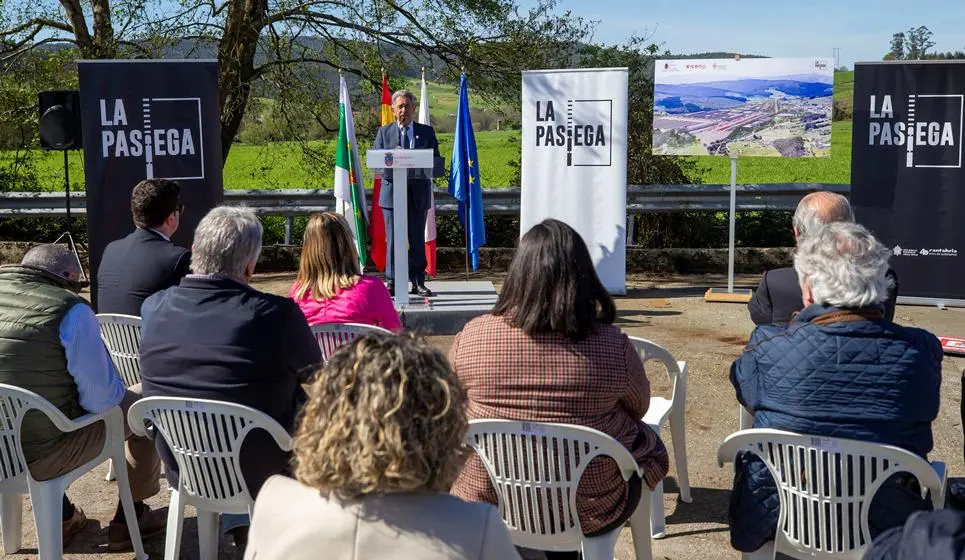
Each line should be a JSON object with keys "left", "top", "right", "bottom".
{"left": 449, "top": 219, "right": 669, "bottom": 558}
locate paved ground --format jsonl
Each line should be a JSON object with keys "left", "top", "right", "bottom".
{"left": 6, "top": 273, "right": 964, "bottom": 559}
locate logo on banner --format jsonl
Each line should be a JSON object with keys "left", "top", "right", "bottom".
{"left": 892, "top": 244, "right": 958, "bottom": 257}
{"left": 867, "top": 93, "right": 963, "bottom": 168}
{"left": 533, "top": 99, "right": 612, "bottom": 166}
{"left": 98, "top": 97, "right": 204, "bottom": 180}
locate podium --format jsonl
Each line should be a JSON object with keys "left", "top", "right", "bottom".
{"left": 366, "top": 149, "right": 436, "bottom": 306}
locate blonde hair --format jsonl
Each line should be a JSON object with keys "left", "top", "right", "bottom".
{"left": 293, "top": 212, "right": 361, "bottom": 300}
{"left": 293, "top": 333, "right": 468, "bottom": 498}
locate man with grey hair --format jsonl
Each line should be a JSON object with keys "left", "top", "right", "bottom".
{"left": 139, "top": 206, "right": 321, "bottom": 553}
{"left": 0, "top": 244, "right": 165, "bottom": 550}
{"left": 374, "top": 88, "right": 442, "bottom": 297}
{"left": 728, "top": 222, "right": 941, "bottom": 553}
{"left": 747, "top": 190, "right": 899, "bottom": 326}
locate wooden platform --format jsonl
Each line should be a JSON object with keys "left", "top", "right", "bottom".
{"left": 703, "top": 287, "right": 753, "bottom": 303}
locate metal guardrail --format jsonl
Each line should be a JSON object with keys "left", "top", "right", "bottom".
{"left": 0, "top": 183, "right": 849, "bottom": 217}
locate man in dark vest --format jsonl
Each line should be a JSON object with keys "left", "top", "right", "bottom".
{"left": 97, "top": 178, "right": 191, "bottom": 315}
{"left": 0, "top": 245, "right": 166, "bottom": 549}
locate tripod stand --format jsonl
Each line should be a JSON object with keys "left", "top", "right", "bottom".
{"left": 53, "top": 150, "right": 88, "bottom": 284}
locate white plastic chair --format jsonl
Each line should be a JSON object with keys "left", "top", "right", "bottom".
{"left": 310, "top": 322, "right": 392, "bottom": 363}
{"left": 628, "top": 336, "right": 692, "bottom": 538}
{"left": 97, "top": 313, "right": 142, "bottom": 482}
{"left": 127, "top": 397, "right": 293, "bottom": 560}
{"left": 0, "top": 384, "right": 146, "bottom": 559}
{"left": 718, "top": 428, "right": 947, "bottom": 560}
{"left": 466, "top": 419, "right": 652, "bottom": 560}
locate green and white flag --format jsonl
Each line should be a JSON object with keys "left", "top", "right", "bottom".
{"left": 335, "top": 75, "right": 368, "bottom": 266}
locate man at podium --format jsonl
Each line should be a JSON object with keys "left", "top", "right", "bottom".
{"left": 374, "top": 89, "right": 441, "bottom": 297}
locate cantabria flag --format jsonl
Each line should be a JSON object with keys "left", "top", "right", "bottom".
{"left": 335, "top": 75, "right": 368, "bottom": 266}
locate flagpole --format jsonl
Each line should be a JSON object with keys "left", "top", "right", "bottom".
{"left": 461, "top": 69, "right": 470, "bottom": 281}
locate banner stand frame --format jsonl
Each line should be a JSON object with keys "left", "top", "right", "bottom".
{"left": 896, "top": 296, "right": 965, "bottom": 310}
{"left": 705, "top": 156, "right": 753, "bottom": 303}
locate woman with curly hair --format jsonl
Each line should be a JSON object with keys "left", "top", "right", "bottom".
{"left": 244, "top": 333, "right": 519, "bottom": 560}
{"left": 289, "top": 212, "right": 401, "bottom": 330}
{"left": 450, "top": 219, "right": 669, "bottom": 560}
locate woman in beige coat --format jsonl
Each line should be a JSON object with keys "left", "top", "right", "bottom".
{"left": 244, "top": 333, "right": 519, "bottom": 560}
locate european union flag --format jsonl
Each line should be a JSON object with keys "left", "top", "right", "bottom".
{"left": 448, "top": 74, "right": 486, "bottom": 271}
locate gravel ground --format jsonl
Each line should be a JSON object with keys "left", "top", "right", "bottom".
{"left": 5, "top": 272, "right": 963, "bottom": 560}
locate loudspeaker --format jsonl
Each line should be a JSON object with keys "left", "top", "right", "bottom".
{"left": 38, "top": 90, "right": 82, "bottom": 150}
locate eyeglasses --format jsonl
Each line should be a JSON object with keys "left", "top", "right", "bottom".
{"left": 176, "top": 202, "right": 185, "bottom": 214}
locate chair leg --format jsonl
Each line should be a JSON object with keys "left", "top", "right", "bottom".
{"left": 111, "top": 447, "right": 146, "bottom": 560}
{"left": 742, "top": 542, "right": 775, "bottom": 560}
{"left": 164, "top": 489, "right": 185, "bottom": 560}
{"left": 629, "top": 491, "right": 653, "bottom": 560}
{"left": 196, "top": 509, "right": 220, "bottom": 560}
{"left": 669, "top": 406, "right": 692, "bottom": 503}
{"left": 650, "top": 481, "right": 666, "bottom": 538}
{"left": 29, "top": 483, "right": 65, "bottom": 560}
{"left": 581, "top": 529, "right": 622, "bottom": 560}
{"left": 105, "top": 459, "right": 116, "bottom": 482}
{"left": 0, "top": 493, "right": 23, "bottom": 554}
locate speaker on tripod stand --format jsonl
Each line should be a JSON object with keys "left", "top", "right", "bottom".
{"left": 38, "top": 90, "right": 88, "bottom": 284}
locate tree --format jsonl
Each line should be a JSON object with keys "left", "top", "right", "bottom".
{"left": 906, "top": 25, "right": 935, "bottom": 59}
{"left": 1, "top": 0, "right": 590, "bottom": 163}
{"left": 885, "top": 32, "right": 905, "bottom": 60}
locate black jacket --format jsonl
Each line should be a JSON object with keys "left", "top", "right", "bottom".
{"left": 96, "top": 228, "right": 191, "bottom": 316}
{"left": 748, "top": 267, "right": 899, "bottom": 327}
{"left": 865, "top": 509, "right": 965, "bottom": 560}
{"left": 139, "top": 276, "right": 322, "bottom": 496}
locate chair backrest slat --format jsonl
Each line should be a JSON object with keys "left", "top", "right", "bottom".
{"left": 310, "top": 323, "right": 392, "bottom": 364}
{"left": 718, "top": 429, "right": 944, "bottom": 558}
{"left": 96, "top": 314, "right": 142, "bottom": 387}
{"left": 466, "top": 419, "right": 639, "bottom": 550}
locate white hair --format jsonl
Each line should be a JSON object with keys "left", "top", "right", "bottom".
{"left": 792, "top": 191, "right": 854, "bottom": 239}
{"left": 191, "top": 206, "right": 263, "bottom": 279}
{"left": 391, "top": 89, "right": 416, "bottom": 106}
{"left": 794, "top": 222, "right": 892, "bottom": 308}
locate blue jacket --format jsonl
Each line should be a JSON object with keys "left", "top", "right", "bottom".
{"left": 728, "top": 305, "right": 942, "bottom": 552}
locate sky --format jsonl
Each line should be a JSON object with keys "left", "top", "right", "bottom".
{"left": 519, "top": 0, "right": 965, "bottom": 67}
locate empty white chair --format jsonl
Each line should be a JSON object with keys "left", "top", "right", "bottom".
{"left": 310, "top": 322, "right": 392, "bottom": 363}
{"left": 466, "top": 419, "right": 652, "bottom": 560}
{"left": 97, "top": 313, "right": 142, "bottom": 482}
{"left": 127, "top": 396, "right": 293, "bottom": 560}
{"left": 718, "top": 428, "right": 947, "bottom": 560}
{"left": 0, "top": 384, "right": 146, "bottom": 559}
{"left": 628, "top": 336, "right": 691, "bottom": 538}
{"left": 96, "top": 314, "right": 143, "bottom": 387}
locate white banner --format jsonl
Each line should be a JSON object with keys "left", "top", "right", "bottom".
{"left": 521, "top": 68, "right": 629, "bottom": 293}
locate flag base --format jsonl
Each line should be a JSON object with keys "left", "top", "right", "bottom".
{"left": 703, "top": 287, "right": 753, "bottom": 303}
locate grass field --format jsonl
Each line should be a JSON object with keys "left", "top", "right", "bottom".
{"left": 4, "top": 71, "right": 856, "bottom": 190}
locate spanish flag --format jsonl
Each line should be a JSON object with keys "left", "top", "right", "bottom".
{"left": 368, "top": 74, "right": 392, "bottom": 271}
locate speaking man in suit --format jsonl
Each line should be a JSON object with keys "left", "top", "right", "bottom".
{"left": 97, "top": 179, "right": 191, "bottom": 315}
{"left": 748, "top": 191, "right": 899, "bottom": 327}
{"left": 374, "top": 89, "right": 441, "bottom": 297}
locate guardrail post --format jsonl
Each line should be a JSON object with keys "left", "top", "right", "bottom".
{"left": 626, "top": 214, "right": 636, "bottom": 246}
{"left": 284, "top": 216, "right": 293, "bottom": 245}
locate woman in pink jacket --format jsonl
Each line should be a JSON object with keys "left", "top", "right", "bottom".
{"left": 289, "top": 212, "right": 402, "bottom": 330}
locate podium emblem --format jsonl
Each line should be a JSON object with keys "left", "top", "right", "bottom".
{"left": 384, "top": 152, "right": 394, "bottom": 168}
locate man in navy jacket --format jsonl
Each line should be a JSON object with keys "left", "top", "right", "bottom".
{"left": 729, "top": 223, "right": 941, "bottom": 553}
{"left": 139, "top": 206, "right": 321, "bottom": 550}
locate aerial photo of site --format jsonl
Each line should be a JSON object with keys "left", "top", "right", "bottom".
{"left": 652, "top": 58, "right": 834, "bottom": 157}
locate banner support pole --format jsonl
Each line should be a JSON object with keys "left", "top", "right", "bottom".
{"left": 728, "top": 156, "right": 737, "bottom": 293}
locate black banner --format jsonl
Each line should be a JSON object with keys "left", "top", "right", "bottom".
{"left": 851, "top": 61, "right": 965, "bottom": 301}
{"left": 78, "top": 60, "right": 223, "bottom": 302}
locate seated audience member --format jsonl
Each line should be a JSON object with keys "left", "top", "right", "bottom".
{"left": 748, "top": 191, "right": 899, "bottom": 326}
{"left": 0, "top": 245, "right": 164, "bottom": 549}
{"left": 730, "top": 222, "right": 942, "bottom": 553}
{"left": 244, "top": 333, "right": 519, "bottom": 560}
{"left": 865, "top": 509, "right": 965, "bottom": 560}
{"left": 97, "top": 178, "right": 191, "bottom": 315}
{"left": 449, "top": 219, "right": 669, "bottom": 559}
{"left": 139, "top": 206, "right": 321, "bottom": 550}
{"left": 289, "top": 212, "right": 401, "bottom": 330}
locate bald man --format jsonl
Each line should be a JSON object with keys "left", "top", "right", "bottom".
{"left": 748, "top": 191, "right": 899, "bottom": 327}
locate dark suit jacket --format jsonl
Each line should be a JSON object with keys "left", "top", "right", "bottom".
{"left": 748, "top": 266, "right": 899, "bottom": 327}
{"left": 139, "top": 276, "right": 322, "bottom": 496}
{"left": 373, "top": 121, "right": 441, "bottom": 211}
{"left": 96, "top": 228, "right": 191, "bottom": 316}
